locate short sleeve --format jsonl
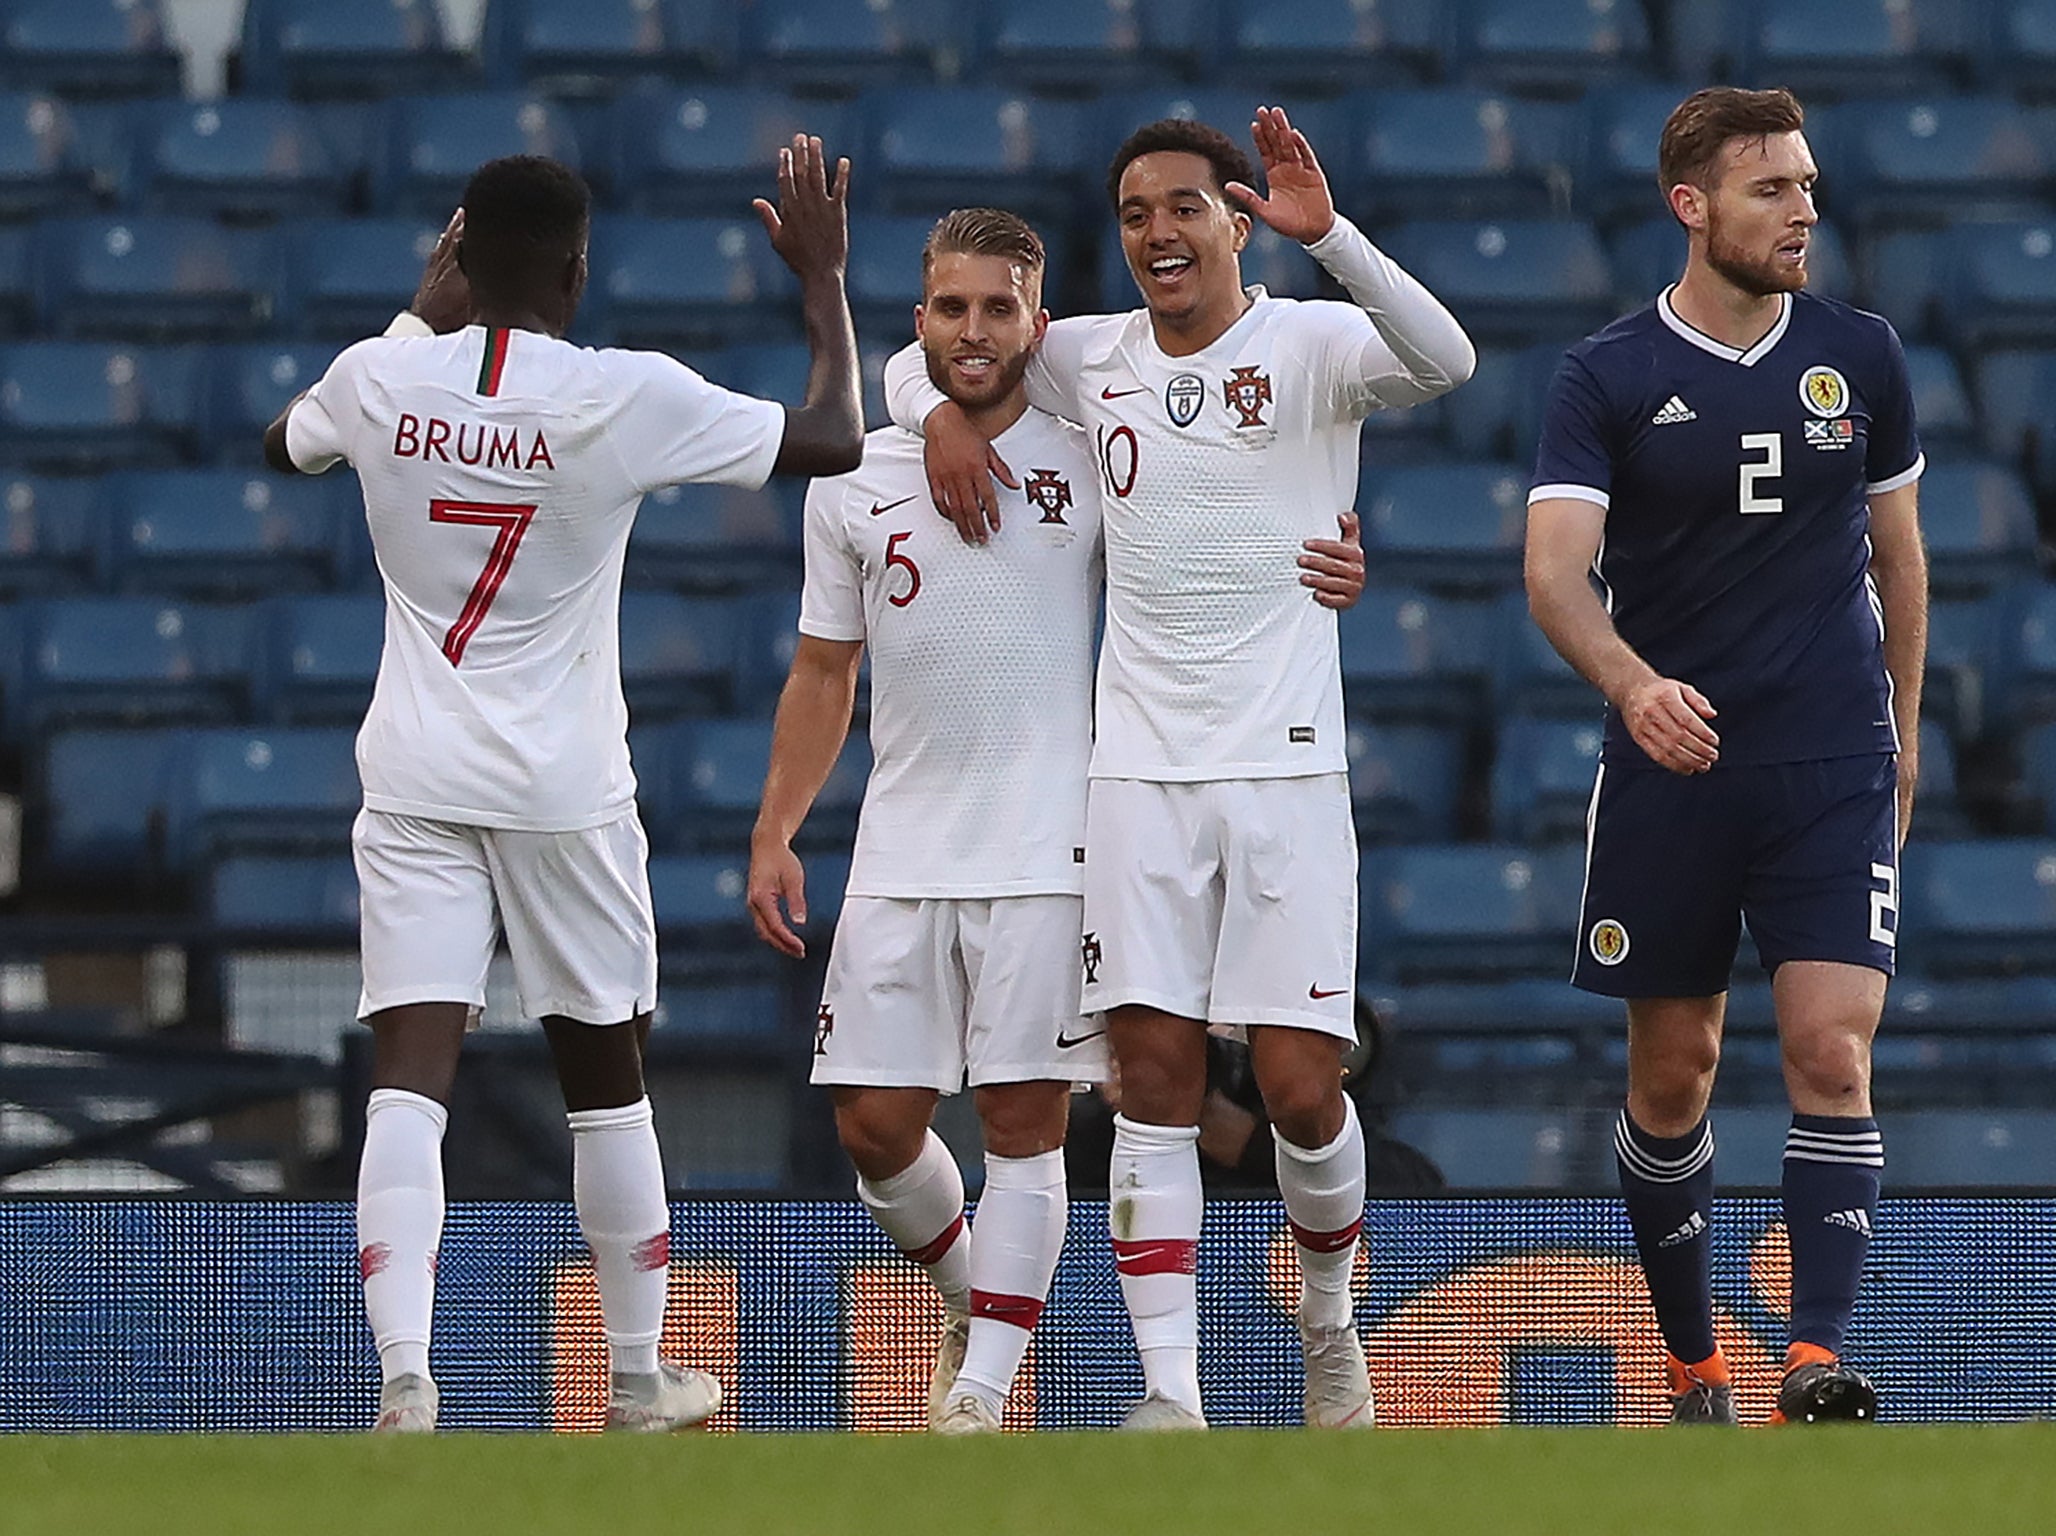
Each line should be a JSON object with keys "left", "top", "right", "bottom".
{"left": 1529, "top": 351, "right": 1616, "bottom": 510}
{"left": 797, "top": 479, "right": 866, "bottom": 643}
{"left": 1865, "top": 319, "right": 1924, "bottom": 494}
{"left": 611, "top": 351, "right": 787, "bottom": 495}
{"left": 1022, "top": 316, "right": 1092, "bottom": 420}
{"left": 283, "top": 346, "right": 362, "bottom": 473}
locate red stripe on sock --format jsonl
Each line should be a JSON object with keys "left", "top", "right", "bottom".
{"left": 632, "top": 1232, "right": 672, "bottom": 1272}
{"left": 971, "top": 1290, "right": 1045, "bottom": 1332}
{"left": 903, "top": 1212, "right": 965, "bottom": 1267}
{"left": 1112, "top": 1237, "right": 1197, "bottom": 1277}
{"left": 1289, "top": 1216, "right": 1363, "bottom": 1255}
{"left": 358, "top": 1243, "right": 391, "bottom": 1280}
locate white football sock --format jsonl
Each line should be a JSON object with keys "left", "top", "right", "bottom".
{"left": 1109, "top": 1114, "right": 1203, "bottom": 1416}
{"left": 568, "top": 1097, "right": 672, "bottom": 1379}
{"left": 356, "top": 1088, "right": 448, "bottom": 1384}
{"left": 1275, "top": 1096, "right": 1367, "bottom": 1331}
{"left": 856, "top": 1129, "right": 971, "bottom": 1311}
{"left": 954, "top": 1148, "right": 1068, "bottom": 1412}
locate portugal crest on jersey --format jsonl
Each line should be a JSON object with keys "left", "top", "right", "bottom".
{"left": 1800, "top": 365, "right": 1849, "bottom": 418}
{"left": 1024, "top": 467, "right": 1073, "bottom": 524}
{"left": 1224, "top": 365, "right": 1273, "bottom": 427}
{"left": 813, "top": 1003, "right": 835, "bottom": 1055}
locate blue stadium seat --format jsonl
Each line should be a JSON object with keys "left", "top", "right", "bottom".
{"left": 586, "top": 215, "right": 794, "bottom": 349}
{"left": 2015, "top": 719, "right": 2056, "bottom": 836}
{"left": 626, "top": 466, "right": 800, "bottom": 592}
{"left": 1901, "top": 838, "right": 2056, "bottom": 976}
{"left": 1835, "top": 96, "right": 2049, "bottom": 233}
{"left": 617, "top": 591, "right": 739, "bottom": 719}
{"left": 1218, "top": 0, "right": 1447, "bottom": 91}
{"left": 1909, "top": 717, "right": 1965, "bottom": 839}
{"left": 35, "top": 217, "right": 278, "bottom": 342}
{"left": 209, "top": 853, "right": 358, "bottom": 932}
{"left": 37, "top": 727, "right": 184, "bottom": 876}
{"left": 1863, "top": 228, "right": 1946, "bottom": 342}
{"left": 612, "top": 86, "right": 851, "bottom": 217}
{"left": 1097, "top": 217, "right": 1318, "bottom": 309}
{"left": 0, "top": 0, "right": 181, "bottom": 98}
{"left": 1489, "top": 588, "right": 1598, "bottom": 718}
{"left": 1940, "top": 220, "right": 2056, "bottom": 349}
{"left": 164, "top": 725, "right": 360, "bottom": 869}
{"left": 742, "top": 0, "right": 955, "bottom": 89}
{"left": 1992, "top": 0, "right": 2056, "bottom": 96}
{"left": 201, "top": 341, "right": 344, "bottom": 464}
{"left": 1344, "top": 89, "right": 1570, "bottom": 224}
{"left": 0, "top": 341, "right": 201, "bottom": 470}
{"left": 727, "top": 589, "right": 804, "bottom": 714}
{"left": 131, "top": 98, "right": 350, "bottom": 220}
{"left": 0, "top": 91, "right": 90, "bottom": 217}
{"left": 659, "top": 981, "right": 790, "bottom": 1046}
{"left": 376, "top": 94, "right": 579, "bottom": 215}
{"left": 1886, "top": 1109, "right": 2056, "bottom": 1185}
{"left": 257, "top": 592, "right": 383, "bottom": 725}
{"left": 1337, "top": 587, "right": 1486, "bottom": 724}
{"left": 1441, "top": 345, "right": 1520, "bottom": 460}
{"left": 1610, "top": 217, "right": 1853, "bottom": 311}
{"left": 1925, "top": 590, "right": 2000, "bottom": 740}
{"left": 285, "top": 216, "right": 453, "bottom": 339}
{"left": 14, "top": 598, "right": 248, "bottom": 737}
{"left": 845, "top": 213, "right": 947, "bottom": 344}
{"left": 1736, "top": 0, "right": 1970, "bottom": 97}
{"left": 481, "top": 0, "right": 723, "bottom": 94}
{"left": 1972, "top": 349, "right": 2056, "bottom": 472}
{"left": 1575, "top": 86, "right": 1681, "bottom": 226}
{"left": 971, "top": 0, "right": 1212, "bottom": 90}
{"left": 239, "top": 0, "right": 464, "bottom": 100}
{"left": 100, "top": 469, "right": 346, "bottom": 598}
{"left": 865, "top": 87, "right": 1086, "bottom": 222}
{"left": 646, "top": 850, "right": 753, "bottom": 933}
{"left": 1094, "top": 91, "right": 1345, "bottom": 162}
{"left": 1358, "top": 460, "right": 1526, "bottom": 593}
{"left": 0, "top": 473, "right": 96, "bottom": 595}
{"left": 1380, "top": 1106, "right": 1578, "bottom": 1188}
{"left": 1344, "top": 717, "right": 1464, "bottom": 842}
{"left": 1456, "top": 0, "right": 1654, "bottom": 92}
{"left": 0, "top": 223, "right": 30, "bottom": 337}
{"left": 1903, "top": 344, "right": 1976, "bottom": 453}
{"left": 1917, "top": 460, "right": 2039, "bottom": 596}
{"left": 670, "top": 716, "right": 872, "bottom": 850}
{"left": 1491, "top": 715, "right": 1603, "bottom": 844}
{"left": 1998, "top": 581, "right": 2056, "bottom": 727}
{"left": 1361, "top": 843, "right": 1585, "bottom": 982}
{"left": 1381, "top": 220, "right": 1612, "bottom": 347}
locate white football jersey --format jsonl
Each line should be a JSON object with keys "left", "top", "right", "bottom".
{"left": 1019, "top": 296, "right": 1382, "bottom": 781}
{"left": 800, "top": 412, "right": 1102, "bottom": 899}
{"left": 285, "top": 325, "right": 786, "bottom": 831}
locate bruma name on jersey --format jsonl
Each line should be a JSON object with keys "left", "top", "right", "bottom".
{"left": 1530, "top": 288, "right": 1923, "bottom": 769}
{"left": 800, "top": 413, "right": 1102, "bottom": 899}
{"left": 286, "top": 324, "right": 786, "bottom": 830}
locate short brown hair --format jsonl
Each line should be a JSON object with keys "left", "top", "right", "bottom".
{"left": 1657, "top": 86, "right": 1806, "bottom": 198}
{"left": 920, "top": 207, "right": 1045, "bottom": 282}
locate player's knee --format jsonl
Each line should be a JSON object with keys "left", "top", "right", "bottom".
{"left": 1782, "top": 1025, "right": 1871, "bottom": 1106}
{"left": 1260, "top": 1074, "right": 1345, "bottom": 1151}
{"left": 974, "top": 1083, "right": 1069, "bottom": 1158}
{"left": 833, "top": 1101, "right": 927, "bottom": 1180}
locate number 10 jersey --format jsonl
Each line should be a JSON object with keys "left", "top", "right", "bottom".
{"left": 285, "top": 325, "right": 787, "bottom": 831}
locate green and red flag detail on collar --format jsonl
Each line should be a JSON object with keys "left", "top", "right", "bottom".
{"left": 476, "top": 328, "right": 512, "bottom": 397}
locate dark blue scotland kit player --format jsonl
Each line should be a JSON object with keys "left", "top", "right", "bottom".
{"left": 1526, "top": 88, "right": 1926, "bottom": 1427}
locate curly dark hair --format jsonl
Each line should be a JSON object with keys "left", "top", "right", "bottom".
{"left": 457, "top": 155, "right": 591, "bottom": 306}
{"left": 1105, "top": 118, "right": 1256, "bottom": 213}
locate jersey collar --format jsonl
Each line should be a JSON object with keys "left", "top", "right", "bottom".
{"left": 1656, "top": 285, "right": 1791, "bottom": 367}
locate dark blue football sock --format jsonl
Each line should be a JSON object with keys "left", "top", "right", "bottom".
{"left": 1782, "top": 1113, "right": 1883, "bottom": 1357}
{"left": 1616, "top": 1108, "right": 1718, "bottom": 1367}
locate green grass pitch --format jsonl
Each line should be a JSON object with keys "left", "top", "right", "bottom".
{"left": 5, "top": 1426, "right": 2055, "bottom": 1536}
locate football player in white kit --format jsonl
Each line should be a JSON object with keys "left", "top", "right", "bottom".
{"left": 749, "top": 207, "right": 1370, "bottom": 1434}
{"left": 262, "top": 146, "right": 863, "bottom": 1432}
{"left": 883, "top": 109, "right": 1474, "bottom": 1429}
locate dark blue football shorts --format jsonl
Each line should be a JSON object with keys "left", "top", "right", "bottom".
{"left": 1572, "top": 752, "right": 1899, "bottom": 998}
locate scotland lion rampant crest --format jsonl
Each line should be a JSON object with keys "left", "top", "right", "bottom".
{"left": 1224, "top": 365, "right": 1273, "bottom": 427}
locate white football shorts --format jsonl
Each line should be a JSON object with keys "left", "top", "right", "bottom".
{"left": 1080, "top": 775, "right": 1357, "bottom": 1039}
{"left": 353, "top": 808, "right": 658, "bottom": 1025}
{"left": 812, "top": 893, "right": 1109, "bottom": 1091}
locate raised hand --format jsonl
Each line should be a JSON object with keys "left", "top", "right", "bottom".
{"left": 754, "top": 134, "right": 850, "bottom": 285}
{"left": 1224, "top": 105, "right": 1336, "bottom": 245}
{"left": 410, "top": 208, "right": 471, "bottom": 334}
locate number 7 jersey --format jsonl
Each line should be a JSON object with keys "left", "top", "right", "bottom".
{"left": 284, "top": 325, "right": 787, "bottom": 830}
{"left": 1529, "top": 287, "right": 1923, "bottom": 768}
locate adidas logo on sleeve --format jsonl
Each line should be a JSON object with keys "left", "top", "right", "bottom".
{"left": 1651, "top": 395, "right": 1697, "bottom": 425}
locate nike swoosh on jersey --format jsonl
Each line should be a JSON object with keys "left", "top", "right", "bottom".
{"left": 1099, "top": 386, "right": 1149, "bottom": 399}
{"left": 868, "top": 495, "right": 918, "bottom": 517}
{"left": 1309, "top": 986, "right": 1349, "bottom": 999}
{"left": 1056, "top": 1028, "right": 1107, "bottom": 1049}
